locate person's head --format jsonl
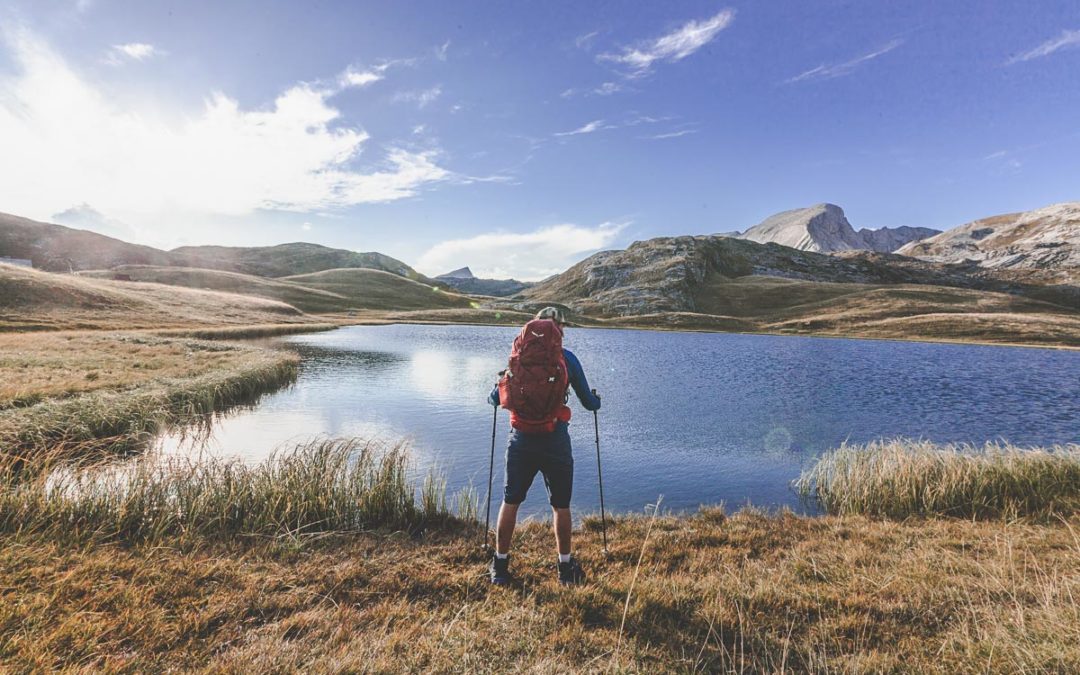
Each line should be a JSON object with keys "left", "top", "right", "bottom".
{"left": 535, "top": 306, "right": 567, "bottom": 327}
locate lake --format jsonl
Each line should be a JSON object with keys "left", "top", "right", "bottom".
{"left": 156, "top": 324, "right": 1080, "bottom": 519}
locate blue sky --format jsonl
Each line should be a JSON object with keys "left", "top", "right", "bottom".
{"left": 1, "top": 1, "right": 1078, "bottom": 279}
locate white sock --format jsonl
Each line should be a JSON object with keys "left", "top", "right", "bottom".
{"left": 558, "top": 553, "right": 571, "bottom": 563}
{"left": 496, "top": 552, "right": 508, "bottom": 560}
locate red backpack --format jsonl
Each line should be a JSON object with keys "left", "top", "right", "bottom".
{"left": 498, "top": 319, "right": 569, "bottom": 433}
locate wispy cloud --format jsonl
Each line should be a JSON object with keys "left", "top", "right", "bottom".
{"left": 435, "top": 39, "right": 451, "bottom": 61}
{"left": 785, "top": 38, "right": 904, "bottom": 83}
{"left": 1006, "top": 29, "right": 1080, "bottom": 64}
{"left": 599, "top": 9, "right": 735, "bottom": 77}
{"left": 416, "top": 222, "right": 626, "bottom": 280}
{"left": 104, "top": 42, "right": 161, "bottom": 65}
{"left": 575, "top": 30, "right": 600, "bottom": 50}
{"left": 392, "top": 85, "right": 442, "bottom": 108}
{"left": 559, "top": 81, "right": 626, "bottom": 99}
{"left": 0, "top": 27, "right": 453, "bottom": 226}
{"left": 554, "top": 119, "right": 612, "bottom": 137}
{"left": 645, "top": 128, "right": 698, "bottom": 140}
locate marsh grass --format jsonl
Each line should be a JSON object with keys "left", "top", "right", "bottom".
{"left": 0, "top": 334, "right": 298, "bottom": 462}
{"left": 796, "top": 439, "right": 1080, "bottom": 520}
{"left": 0, "top": 438, "right": 463, "bottom": 545}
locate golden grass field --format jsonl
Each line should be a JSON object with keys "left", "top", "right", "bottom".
{"left": 2, "top": 500, "right": 1077, "bottom": 672}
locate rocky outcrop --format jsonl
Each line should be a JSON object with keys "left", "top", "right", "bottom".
{"left": 519, "top": 235, "right": 1006, "bottom": 317}
{"left": 739, "top": 204, "right": 939, "bottom": 253}
{"left": 898, "top": 202, "right": 1080, "bottom": 270}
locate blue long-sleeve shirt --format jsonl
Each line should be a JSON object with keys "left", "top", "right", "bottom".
{"left": 488, "top": 348, "right": 601, "bottom": 411}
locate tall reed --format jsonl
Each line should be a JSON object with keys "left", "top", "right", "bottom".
{"left": 795, "top": 439, "right": 1080, "bottom": 520}
{"left": 0, "top": 438, "right": 466, "bottom": 545}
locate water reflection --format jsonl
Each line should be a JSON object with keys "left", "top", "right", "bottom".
{"left": 154, "top": 325, "right": 1080, "bottom": 519}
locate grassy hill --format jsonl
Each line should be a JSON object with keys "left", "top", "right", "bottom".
{"left": 0, "top": 212, "right": 430, "bottom": 282}
{"left": 78, "top": 265, "right": 358, "bottom": 314}
{"left": 170, "top": 242, "right": 430, "bottom": 281}
{"left": 0, "top": 263, "right": 312, "bottom": 331}
{"left": 283, "top": 268, "right": 474, "bottom": 311}
{"left": 0, "top": 212, "right": 173, "bottom": 272}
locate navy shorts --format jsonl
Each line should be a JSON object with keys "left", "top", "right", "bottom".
{"left": 503, "top": 421, "right": 574, "bottom": 509}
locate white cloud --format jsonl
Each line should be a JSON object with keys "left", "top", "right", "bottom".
{"left": 339, "top": 66, "right": 385, "bottom": 88}
{"left": 435, "top": 40, "right": 451, "bottom": 61}
{"left": 1006, "top": 29, "right": 1080, "bottom": 64}
{"left": 645, "top": 128, "right": 698, "bottom": 140}
{"left": 599, "top": 9, "right": 735, "bottom": 77}
{"left": 391, "top": 85, "right": 442, "bottom": 108}
{"left": 416, "top": 222, "right": 626, "bottom": 281}
{"left": 105, "top": 42, "right": 161, "bottom": 65}
{"left": 575, "top": 30, "right": 600, "bottom": 50}
{"left": 301, "top": 222, "right": 312, "bottom": 231}
{"left": 554, "top": 119, "right": 611, "bottom": 137}
{"left": 786, "top": 39, "right": 904, "bottom": 83}
{"left": 0, "top": 28, "right": 452, "bottom": 226}
{"left": 593, "top": 81, "right": 623, "bottom": 95}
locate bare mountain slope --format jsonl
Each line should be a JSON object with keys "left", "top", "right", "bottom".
{"left": 898, "top": 202, "right": 1080, "bottom": 270}
{"left": 739, "top": 204, "right": 939, "bottom": 253}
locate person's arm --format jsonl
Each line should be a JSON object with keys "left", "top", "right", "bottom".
{"left": 563, "top": 349, "right": 601, "bottom": 411}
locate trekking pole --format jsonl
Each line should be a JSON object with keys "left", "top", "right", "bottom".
{"left": 483, "top": 404, "right": 497, "bottom": 551}
{"left": 592, "top": 390, "right": 609, "bottom": 555}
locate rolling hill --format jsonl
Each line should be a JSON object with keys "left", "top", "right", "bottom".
{"left": 0, "top": 263, "right": 310, "bottom": 331}
{"left": 0, "top": 212, "right": 429, "bottom": 281}
{"left": 282, "top": 268, "right": 474, "bottom": 311}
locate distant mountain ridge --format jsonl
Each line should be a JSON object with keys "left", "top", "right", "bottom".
{"left": 898, "top": 202, "right": 1080, "bottom": 270}
{"left": 435, "top": 266, "right": 532, "bottom": 297}
{"left": 0, "top": 212, "right": 428, "bottom": 281}
{"left": 738, "top": 203, "right": 939, "bottom": 253}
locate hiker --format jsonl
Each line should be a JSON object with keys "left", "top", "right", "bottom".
{"left": 487, "top": 306, "right": 601, "bottom": 586}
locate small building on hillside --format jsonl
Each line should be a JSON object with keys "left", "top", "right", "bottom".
{"left": 0, "top": 257, "right": 33, "bottom": 268}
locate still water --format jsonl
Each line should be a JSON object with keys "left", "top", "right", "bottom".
{"left": 157, "top": 325, "right": 1080, "bottom": 518}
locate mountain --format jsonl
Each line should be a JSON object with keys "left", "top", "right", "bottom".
{"left": 516, "top": 232, "right": 1080, "bottom": 345}
{"left": 738, "top": 204, "right": 939, "bottom": 253}
{"left": 437, "top": 267, "right": 475, "bottom": 280}
{"left": 0, "top": 212, "right": 428, "bottom": 281}
{"left": 435, "top": 266, "right": 533, "bottom": 297}
{"left": 898, "top": 202, "right": 1080, "bottom": 270}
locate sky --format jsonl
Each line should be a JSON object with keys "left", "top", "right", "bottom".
{"left": 1, "top": 1, "right": 1078, "bottom": 280}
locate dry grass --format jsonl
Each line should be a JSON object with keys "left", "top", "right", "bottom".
{"left": 0, "top": 505, "right": 1076, "bottom": 672}
{"left": 0, "top": 263, "right": 318, "bottom": 332}
{"left": 0, "top": 439, "right": 462, "bottom": 545}
{"left": 796, "top": 439, "right": 1080, "bottom": 520}
{"left": 0, "top": 332, "right": 298, "bottom": 459}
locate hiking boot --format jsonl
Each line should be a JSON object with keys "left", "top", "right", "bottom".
{"left": 558, "top": 556, "right": 586, "bottom": 586}
{"left": 489, "top": 554, "right": 511, "bottom": 585}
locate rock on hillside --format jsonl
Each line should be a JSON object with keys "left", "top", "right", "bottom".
{"left": 739, "top": 204, "right": 939, "bottom": 253}
{"left": 898, "top": 202, "right": 1080, "bottom": 270}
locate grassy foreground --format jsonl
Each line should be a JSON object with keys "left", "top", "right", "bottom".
{"left": 1, "top": 440, "right": 1078, "bottom": 671}
{"left": 0, "top": 332, "right": 298, "bottom": 459}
